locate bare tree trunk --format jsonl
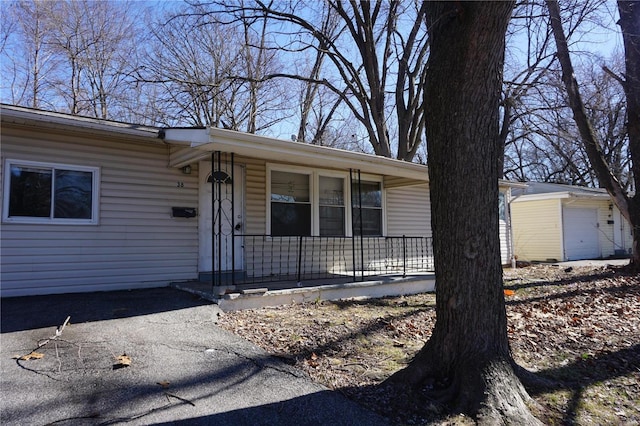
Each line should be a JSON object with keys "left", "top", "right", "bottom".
{"left": 386, "top": 2, "right": 541, "bottom": 424}
{"left": 617, "top": 0, "right": 640, "bottom": 266}
{"left": 547, "top": 0, "right": 640, "bottom": 267}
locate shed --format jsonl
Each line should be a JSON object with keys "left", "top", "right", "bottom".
{"left": 510, "top": 182, "right": 633, "bottom": 262}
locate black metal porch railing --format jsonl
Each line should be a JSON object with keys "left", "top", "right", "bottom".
{"left": 214, "top": 235, "right": 434, "bottom": 286}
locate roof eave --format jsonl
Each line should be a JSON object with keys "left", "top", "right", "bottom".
{"left": 166, "top": 127, "right": 429, "bottom": 181}
{"left": 1, "top": 104, "right": 161, "bottom": 141}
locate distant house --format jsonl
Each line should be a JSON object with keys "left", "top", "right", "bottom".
{"left": 510, "top": 182, "right": 633, "bottom": 262}
{"left": 1, "top": 104, "right": 516, "bottom": 298}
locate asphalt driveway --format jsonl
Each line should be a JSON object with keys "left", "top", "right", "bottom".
{"left": 0, "top": 287, "right": 388, "bottom": 425}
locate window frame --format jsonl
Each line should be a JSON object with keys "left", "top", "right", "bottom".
{"left": 269, "top": 167, "right": 313, "bottom": 236}
{"left": 351, "top": 178, "right": 384, "bottom": 236}
{"left": 268, "top": 165, "right": 377, "bottom": 237}
{"left": 3, "top": 159, "right": 100, "bottom": 225}
{"left": 316, "top": 172, "right": 349, "bottom": 237}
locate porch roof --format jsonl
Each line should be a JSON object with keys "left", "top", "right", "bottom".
{"left": 163, "top": 127, "right": 429, "bottom": 182}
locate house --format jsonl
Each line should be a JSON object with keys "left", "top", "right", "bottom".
{"left": 1, "top": 104, "right": 432, "bottom": 298}
{"left": 1, "top": 104, "right": 516, "bottom": 299}
{"left": 510, "top": 182, "right": 633, "bottom": 262}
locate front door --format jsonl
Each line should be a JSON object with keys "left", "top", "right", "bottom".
{"left": 199, "top": 160, "right": 244, "bottom": 274}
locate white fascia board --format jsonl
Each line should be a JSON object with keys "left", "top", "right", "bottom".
{"left": 1, "top": 104, "right": 161, "bottom": 141}
{"left": 191, "top": 127, "right": 430, "bottom": 182}
{"left": 566, "top": 191, "right": 611, "bottom": 200}
{"left": 162, "top": 127, "right": 210, "bottom": 145}
{"left": 512, "top": 191, "right": 611, "bottom": 203}
{"left": 499, "top": 179, "right": 528, "bottom": 189}
{"left": 511, "top": 192, "right": 572, "bottom": 203}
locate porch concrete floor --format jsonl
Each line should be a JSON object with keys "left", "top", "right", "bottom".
{"left": 171, "top": 273, "right": 436, "bottom": 311}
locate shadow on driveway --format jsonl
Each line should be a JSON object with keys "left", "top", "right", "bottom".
{"left": 1, "top": 287, "right": 389, "bottom": 425}
{"left": 1, "top": 287, "right": 211, "bottom": 333}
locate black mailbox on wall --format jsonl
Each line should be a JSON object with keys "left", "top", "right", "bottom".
{"left": 172, "top": 207, "right": 197, "bottom": 218}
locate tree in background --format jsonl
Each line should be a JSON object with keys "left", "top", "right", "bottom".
{"left": 500, "top": 0, "right": 629, "bottom": 185}
{"left": 204, "top": 0, "right": 428, "bottom": 160}
{"left": 137, "top": 3, "right": 288, "bottom": 130}
{"left": 1, "top": 0, "right": 140, "bottom": 119}
{"left": 1, "top": 0, "right": 59, "bottom": 109}
{"left": 503, "top": 60, "right": 630, "bottom": 187}
{"left": 547, "top": 0, "right": 639, "bottom": 267}
{"left": 386, "top": 2, "right": 542, "bottom": 423}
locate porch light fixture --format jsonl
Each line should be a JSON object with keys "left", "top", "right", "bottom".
{"left": 182, "top": 165, "right": 192, "bottom": 175}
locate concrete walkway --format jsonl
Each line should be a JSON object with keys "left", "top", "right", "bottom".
{"left": 554, "top": 258, "right": 630, "bottom": 268}
{"left": 0, "top": 288, "right": 389, "bottom": 425}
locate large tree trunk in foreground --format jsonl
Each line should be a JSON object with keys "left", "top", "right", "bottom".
{"left": 617, "top": 0, "right": 640, "bottom": 267}
{"left": 386, "top": 2, "right": 541, "bottom": 424}
{"left": 546, "top": 0, "right": 640, "bottom": 268}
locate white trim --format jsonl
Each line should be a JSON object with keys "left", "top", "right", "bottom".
{"left": 2, "top": 159, "right": 100, "bottom": 225}
{"left": 165, "top": 127, "right": 429, "bottom": 181}
{"left": 558, "top": 199, "right": 565, "bottom": 261}
{"left": 512, "top": 190, "right": 610, "bottom": 203}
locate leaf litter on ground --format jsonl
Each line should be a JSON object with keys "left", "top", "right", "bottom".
{"left": 218, "top": 263, "right": 639, "bottom": 425}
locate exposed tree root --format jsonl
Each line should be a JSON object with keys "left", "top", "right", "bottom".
{"left": 385, "top": 345, "right": 544, "bottom": 425}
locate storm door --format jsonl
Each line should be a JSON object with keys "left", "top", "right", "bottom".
{"left": 199, "top": 154, "right": 244, "bottom": 284}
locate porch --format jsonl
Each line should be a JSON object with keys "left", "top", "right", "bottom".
{"left": 172, "top": 234, "right": 436, "bottom": 311}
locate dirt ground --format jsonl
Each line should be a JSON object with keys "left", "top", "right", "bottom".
{"left": 218, "top": 264, "right": 640, "bottom": 425}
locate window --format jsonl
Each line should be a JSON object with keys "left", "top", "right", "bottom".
{"left": 319, "top": 176, "right": 345, "bottom": 236}
{"left": 498, "top": 192, "right": 506, "bottom": 221}
{"left": 268, "top": 167, "right": 381, "bottom": 237}
{"left": 352, "top": 180, "right": 382, "bottom": 236}
{"left": 270, "top": 170, "right": 311, "bottom": 236}
{"left": 3, "top": 160, "right": 99, "bottom": 224}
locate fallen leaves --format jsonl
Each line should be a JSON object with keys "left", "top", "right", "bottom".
{"left": 307, "top": 352, "right": 320, "bottom": 368}
{"left": 13, "top": 351, "right": 44, "bottom": 361}
{"left": 113, "top": 353, "right": 132, "bottom": 369}
{"left": 219, "top": 264, "right": 640, "bottom": 425}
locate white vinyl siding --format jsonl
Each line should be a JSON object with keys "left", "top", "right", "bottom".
{"left": 1, "top": 127, "right": 199, "bottom": 297}
{"left": 242, "top": 156, "right": 268, "bottom": 235}
{"left": 498, "top": 190, "right": 511, "bottom": 265}
{"left": 385, "top": 184, "right": 431, "bottom": 237}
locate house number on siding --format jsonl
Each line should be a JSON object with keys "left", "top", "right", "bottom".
{"left": 177, "top": 182, "right": 185, "bottom": 187}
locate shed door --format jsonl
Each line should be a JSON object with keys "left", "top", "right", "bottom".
{"left": 562, "top": 207, "right": 599, "bottom": 260}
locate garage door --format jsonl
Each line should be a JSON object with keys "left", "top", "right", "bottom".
{"left": 562, "top": 207, "right": 599, "bottom": 260}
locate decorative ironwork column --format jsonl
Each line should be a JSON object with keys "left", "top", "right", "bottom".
{"left": 210, "top": 151, "right": 235, "bottom": 288}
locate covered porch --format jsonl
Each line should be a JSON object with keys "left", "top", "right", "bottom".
{"left": 162, "top": 127, "right": 435, "bottom": 309}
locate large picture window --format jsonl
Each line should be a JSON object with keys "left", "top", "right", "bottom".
{"left": 269, "top": 167, "right": 381, "bottom": 237}
{"left": 352, "top": 180, "right": 382, "bottom": 236}
{"left": 3, "top": 160, "right": 99, "bottom": 224}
